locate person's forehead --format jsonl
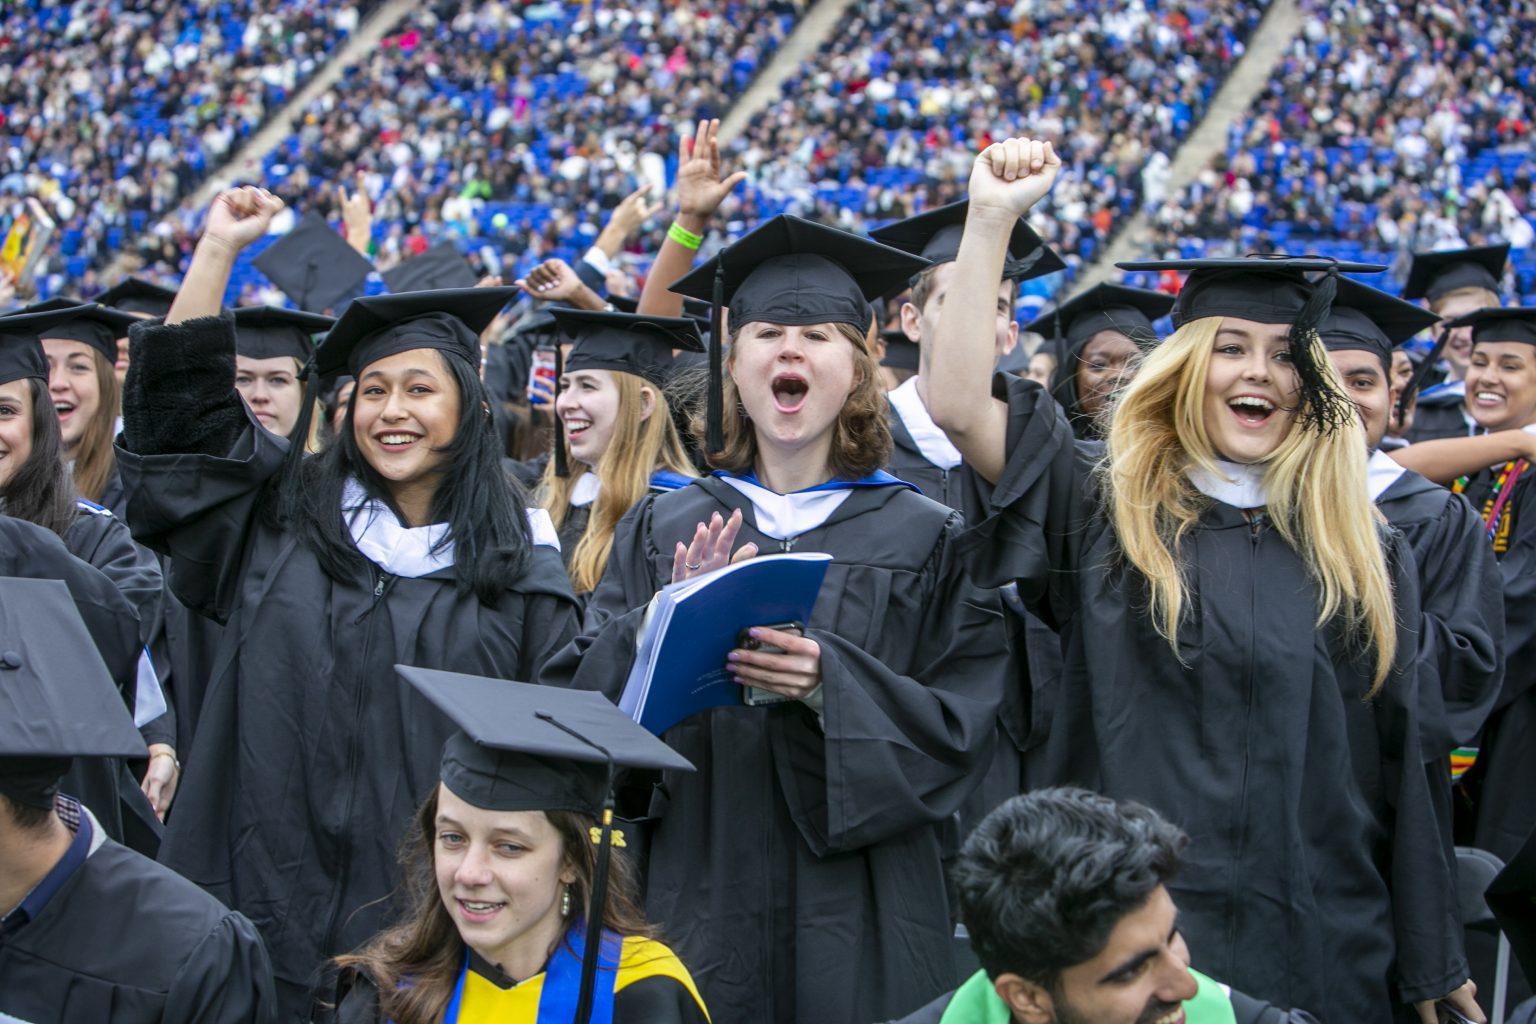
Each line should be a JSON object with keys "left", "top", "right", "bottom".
{"left": 1078, "top": 885, "right": 1178, "bottom": 981}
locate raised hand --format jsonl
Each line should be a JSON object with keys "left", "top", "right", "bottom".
{"left": 671, "top": 508, "right": 759, "bottom": 583}
{"left": 967, "top": 137, "right": 1062, "bottom": 218}
{"left": 676, "top": 118, "right": 748, "bottom": 221}
{"left": 606, "top": 184, "right": 663, "bottom": 241}
{"left": 202, "top": 186, "right": 285, "bottom": 254}
{"left": 336, "top": 172, "right": 373, "bottom": 255}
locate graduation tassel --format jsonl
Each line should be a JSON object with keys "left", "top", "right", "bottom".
{"left": 552, "top": 341, "right": 569, "bottom": 478}
{"left": 576, "top": 783, "right": 617, "bottom": 1024}
{"left": 279, "top": 354, "right": 321, "bottom": 525}
{"left": 1288, "top": 263, "right": 1354, "bottom": 436}
{"left": 1399, "top": 323, "right": 1453, "bottom": 427}
{"left": 707, "top": 262, "right": 724, "bottom": 454}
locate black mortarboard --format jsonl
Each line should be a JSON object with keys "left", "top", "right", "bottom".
{"left": 382, "top": 240, "right": 480, "bottom": 294}
{"left": 1115, "top": 256, "right": 1390, "bottom": 434}
{"left": 400, "top": 665, "right": 693, "bottom": 1024}
{"left": 881, "top": 328, "right": 920, "bottom": 371}
{"left": 1401, "top": 244, "right": 1510, "bottom": 303}
{"left": 253, "top": 211, "right": 375, "bottom": 314}
{"left": 0, "top": 577, "right": 147, "bottom": 810}
{"left": 608, "top": 293, "right": 714, "bottom": 327}
{"left": 314, "top": 286, "right": 519, "bottom": 378}
{"left": 1443, "top": 306, "right": 1536, "bottom": 348}
{"left": 96, "top": 277, "right": 177, "bottom": 318}
{"left": 1022, "top": 283, "right": 1172, "bottom": 350}
{"left": 669, "top": 215, "right": 930, "bottom": 451}
{"left": 871, "top": 200, "right": 1066, "bottom": 284}
{"left": 20, "top": 297, "right": 139, "bottom": 365}
{"left": 553, "top": 308, "right": 704, "bottom": 388}
{"left": 233, "top": 305, "right": 335, "bottom": 363}
{"left": 0, "top": 304, "right": 103, "bottom": 385}
{"left": 1319, "top": 278, "right": 1440, "bottom": 360}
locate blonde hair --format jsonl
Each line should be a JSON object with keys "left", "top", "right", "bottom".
{"left": 1430, "top": 286, "right": 1500, "bottom": 316}
{"left": 701, "top": 321, "right": 892, "bottom": 477}
{"left": 71, "top": 348, "right": 120, "bottom": 505}
{"left": 1104, "top": 316, "right": 1398, "bottom": 690}
{"left": 540, "top": 372, "right": 695, "bottom": 593}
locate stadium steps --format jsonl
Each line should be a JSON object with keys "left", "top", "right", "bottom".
{"left": 719, "top": 0, "right": 862, "bottom": 143}
{"left": 1074, "top": 0, "right": 1306, "bottom": 291}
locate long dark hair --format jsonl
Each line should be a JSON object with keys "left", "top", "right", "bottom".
{"left": 290, "top": 350, "right": 532, "bottom": 604}
{"left": 0, "top": 378, "right": 78, "bottom": 538}
{"left": 334, "top": 786, "right": 654, "bottom": 1024}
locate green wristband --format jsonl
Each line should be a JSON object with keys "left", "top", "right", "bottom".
{"left": 668, "top": 221, "right": 704, "bottom": 250}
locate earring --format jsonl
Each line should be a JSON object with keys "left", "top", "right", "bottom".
{"left": 560, "top": 885, "right": 572, "bottom": 918}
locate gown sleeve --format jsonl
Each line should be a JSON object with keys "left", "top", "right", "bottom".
{"left": 772, "top": 513, "right": 1007, "bottom": 855}
{"left": 614, "top": 975, "right": 712, "bottom": 1024}
{"left": 161, "top": 911, "right": 280, "bottom": 1024}
{"left": 116, "top": 312, "right": 289, "bottom": 623}
{"left": 958, "top": 373, "right": 1082, "bottom": 611}
{"left": 1405, "top": 493, "right": 1504, "bottom": 752}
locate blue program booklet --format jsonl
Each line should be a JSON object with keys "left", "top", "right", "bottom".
{"left": 620, "top": 552, "right": 833, "bottom": 735}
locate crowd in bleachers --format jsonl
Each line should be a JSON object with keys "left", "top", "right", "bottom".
{"left": 715, "top": 0, "right": 1268, "bottom": 311}
{"left": 1141, "top": 0, "right": 1536, "bottom": 301}
{"left": 0, "top": 0, "right": 379, "bottom": 299}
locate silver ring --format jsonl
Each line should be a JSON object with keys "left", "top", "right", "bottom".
{"left": 685, "top": 561, "right": 703, "bottom": 571}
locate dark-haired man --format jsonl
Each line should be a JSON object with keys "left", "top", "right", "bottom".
{"left": 889, "top": 788, "right": 1321, "bottom": 1024}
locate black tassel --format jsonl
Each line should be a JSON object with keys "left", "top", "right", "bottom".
{"left": 279, "top": 354, "right": 320, "bottom": 524}
{"left": 1288, "top": 265, "right": 1354, "bottom": 435}
{"left": 553, "top": 341, "right": 569, "bottom": 478}
{"left": 1398, "top": 323, "right": 1452, "bottom": 426}
{"left": 575, "top": 782, "right": 616, "bottom": 1024}
{"left": 707, "top": 262, "right": 725, "bottom": 454}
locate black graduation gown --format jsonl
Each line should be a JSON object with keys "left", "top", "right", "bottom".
{"left": 116, "top": 314, "right": 584, "bottom": 1020}
{"left": 1374, "top": 466, "right": 1504, "bottom": 752}
{"left": 1406, "top": 389, "right": 1473, "bottom": 444}
{"left": 964, "top": 373, "right": 1465, "bottom": 1020}
{"left": 539, "top": 476, "right": 1008, "bottom": 1024}
{"left": 61, "top": 504, "right": 168, "bottom": 856}
{"left": 885, "top": 403, "right": 1031, "bottom": 836}
{"left": 0, "top": 824, "right": 277, "bottom": 1023}
{"left": 1456, "top": 466, "right": 1536, "bottom": 863}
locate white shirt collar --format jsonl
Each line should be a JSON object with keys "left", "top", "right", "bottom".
{"left": 888, "top": 377, "right": 963, "bottom": 470}
{"left": 718, "top": 476, "right": 852, "bottom": 541}
{"left": 570, "top": 471, "right": 601, "bottom": 508}
{"left": 341, "top": 479, "right": 560, "bottom": 578}
{"left": 1186, "top": 459, "right": 1268, "bottom": 509}
{"left": 1367, "top": 448, "right": 1408, "bottom": 502}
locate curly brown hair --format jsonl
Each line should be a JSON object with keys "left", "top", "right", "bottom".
{"left": 333, "top": 786, "right": 653, "bottom": 1024}
{"left": 696, "top": 321, "right": 892, "bottom": 478}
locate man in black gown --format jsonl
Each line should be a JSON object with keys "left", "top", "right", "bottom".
{"left": 0, "top": 577, "right": 278, "bottom": 1023}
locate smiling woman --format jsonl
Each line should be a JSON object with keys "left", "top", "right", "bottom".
{"left": 540, "top": 216, "right": 1011, "bottom": 1023}
{"left": 922, "top": 138, "right": 1471, "bottom": 1024}
{"left": 114, "top": 187, "right": 582, "bottom": 1022}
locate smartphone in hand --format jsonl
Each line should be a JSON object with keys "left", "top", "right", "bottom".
{"left": 737, "top": 622, "right": 802, "bottom": 707}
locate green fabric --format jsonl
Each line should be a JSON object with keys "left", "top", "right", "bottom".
{"left": 938, "top": 967, "right": 1237, "bottom": 1024}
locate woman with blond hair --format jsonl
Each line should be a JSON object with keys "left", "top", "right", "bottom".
{"left": 538, "top": 309, "right": 700, "bottom": 595}
{"left": 540, "top": 217, "right": 1010, "bottom": 1023}
{"left": 924, "top": 138, "right": 1474, "bottom": 1024}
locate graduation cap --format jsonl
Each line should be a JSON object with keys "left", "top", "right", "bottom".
{"left": 96, "top": 277, "right": 177, "bottom": 318}
{"left": 253, "top": 211, "right": 374, "bottom": 314}
{"left": 314, "top": 286, "right": 519, "bottom": 378}
{"left": 1320, "top": 278, "right": 1440, "bottom": 359}
{"left": 18, "top": 298, "right": 139, "bottom": 365}
{"left": 1022, "top": 283, "right": 1172, "bottom": 351}
{"left": 0, "top": 577, "right": 147, "bottom": 810}
{"left": 669, "top": 215, "right": 931, "bottom": 451}
{"left": 233, "top": 306, "right": 335, "bottom": 363}
{"left": 870, "top": 199, "right": 1067, "bottom": 286}
{"left": 1401, "top": 243, "right": 1510, "bottom": 303}
{"left": 381, "top": 240, "right": 480, "bottom": 294}
{"left": 399, "top": 665, "right": 693, "bottom": 1024}
{"left": 0, "top": 304, "right": 103, "bottom": 385}
{"left": 1113, "top": 255, "right": 1390, "bottom": 434}
{"left": 1442, "top": 306, "right": 1536, "bottom": 347}
{"left": 606, "top": 294, "right": 713, "bottom": 324}
{"left": 880, "top": 328, "right": 920, "bottom": 371}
